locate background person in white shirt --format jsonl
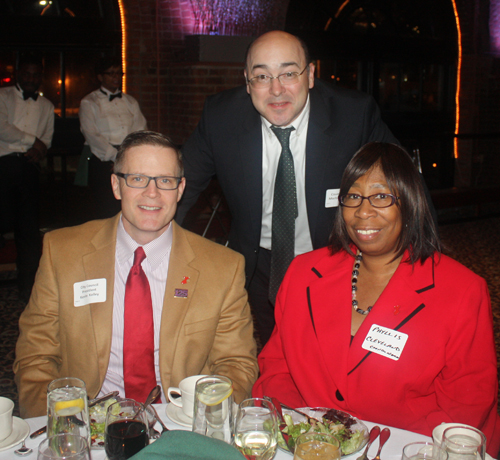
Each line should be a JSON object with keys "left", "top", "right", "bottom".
{"left": 77, "top": 57, "right": 147, "bottom": 219}
{"left": 0, "top": 54, "right": 55, "bottom": 303}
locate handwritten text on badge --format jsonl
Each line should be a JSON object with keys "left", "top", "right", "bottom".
{"left": 74, "top": 279, "right": 107, "bottom": 307}
{"left": 325, "top": 189, "right": 340, "bottom": 208}
{"left": 362, "top": 324, "right": 408, "bottom": 361}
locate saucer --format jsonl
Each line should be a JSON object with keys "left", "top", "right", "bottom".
{"left": 166, "top": 403, "right": 193, "bottom": 428}
{"left": 0, "top": 417, "right": 30, "bottom": 452}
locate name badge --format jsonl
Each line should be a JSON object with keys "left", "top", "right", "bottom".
{"left": 74, "top": 279, "right": 107, "bottom": 307}
{"left": 325, "top": 189, "right": 340, "bottom": 208}
{"left": 362, "top": 324, "right": 408, "bottom": 361}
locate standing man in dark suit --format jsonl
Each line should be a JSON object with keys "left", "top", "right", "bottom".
{"left": 176, "top": 30, "right": 397, "bottom": 345}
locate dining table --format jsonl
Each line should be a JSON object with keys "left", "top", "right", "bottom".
{"left": 0, "top": 403, "right": 432, "bottom": 459}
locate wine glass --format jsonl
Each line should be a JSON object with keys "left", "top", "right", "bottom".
{"left": 104, "top": 399, "right": 149, "bottom": 460}
{"left": 234, "top": 398, "right": 278, "bottom": 460}
{"left": 402, "top": 442, "right": 449, "bottom": 460}
{"left": 442, "top": 426, "right": 486, "bottom": 460}
{"left": 293, "top": 432, "right": 341, "bottom": 460}
{"left": 37, "top": 433, "right": 90, "bottom": 460}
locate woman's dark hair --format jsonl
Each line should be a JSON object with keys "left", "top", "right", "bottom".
{"left": 329, "top": 142, "right": 441, "bottom": 264}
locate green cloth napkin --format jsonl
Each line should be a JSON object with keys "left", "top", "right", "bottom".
{"left": 128, "top": 430, "right": 246, "bottom": 460}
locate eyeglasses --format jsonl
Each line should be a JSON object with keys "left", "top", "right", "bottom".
{"left": 339, "top": 193, "right": 399, "bottom": 208}
{"left": 115, "top": 173, "right": 182, "bottom": 190}
{"left": 246, "top": 65, "right": 309, "bottom": 88}
{"left": 103, "top": 71, "right": 125, "bottom": 77}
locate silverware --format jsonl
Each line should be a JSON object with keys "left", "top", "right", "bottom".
{"left": 133, "top": 385, "right": 161, "bottom": 420}
{"left": 30, "top": 390, "right": 119, "bottom": 439}
{"left": 356, "top": 425, "right": 380, "bottom": 460}
{"left": 14, "top": 439, "right": 33, "bottom": 456}
{"left": 149, "top": 404, "right": 169, "bottom": 434}
{"left": 371, "top": 427, "right": 391, "bottom": 460}
{"left": 265, "top": 397, "right": 321, "bottom": 424}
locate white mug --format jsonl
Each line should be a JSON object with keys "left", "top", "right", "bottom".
{"left": 0, "top": 397, "right": 14, "bottom": 442}
{"left": 167, "top": 375, "right": 207, "bottom": 418}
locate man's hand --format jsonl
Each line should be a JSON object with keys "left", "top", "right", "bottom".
{"left": 26, "top": 138, "right": 47, "bottom": 162}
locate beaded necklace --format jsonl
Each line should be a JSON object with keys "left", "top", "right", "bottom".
{"left": 351, "top": 251, "right": 372, "bottom": 315}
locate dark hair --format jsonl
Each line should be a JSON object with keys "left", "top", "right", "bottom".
{"left": 244, "top": 32, "right": 311, "bottom": 73}
{"left": 114, "top": 131, "right": 184, "bottom": 177}
{"left": 17, "top": 53, "right": 43, "bottom": 70}
{"left": 329, "top": 142, "right": 441, "bottom": 264}
{"left": 95, "top": 57, "right": 122, "bottom": 76}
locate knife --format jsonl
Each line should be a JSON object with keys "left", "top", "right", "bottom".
{"left": 30, "top": 390, "right": 119, "bottom": 439}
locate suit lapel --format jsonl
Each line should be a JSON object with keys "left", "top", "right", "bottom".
{"left": 158, "top": 223, "right": 200, "bottom": 379}
{"left": 83, "top": 215, "right": 119, "bottom": 385}
{"left": 305, "top": 87, "right": 336, "bottom": 244}
{"left": 238, "top": 109, "right": 264, "bottom": 243}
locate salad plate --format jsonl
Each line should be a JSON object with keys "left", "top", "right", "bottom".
{"left": 278, "top": 407, "right": 369, "bottom": 457}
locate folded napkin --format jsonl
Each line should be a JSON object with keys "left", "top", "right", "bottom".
{"left": 128, "top": 431, "right": 246, "bottom": 460}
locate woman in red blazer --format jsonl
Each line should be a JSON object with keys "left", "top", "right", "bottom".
{"left": 253, "top": 142, "right": 500, "bottom": 456}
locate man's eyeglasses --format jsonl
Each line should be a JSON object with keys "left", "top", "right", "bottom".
{"left": 339, "top": 193, "right": 399, "bottom": 208}
{"left": 103, "top": 71, "right": 125, "bottom": 77}
{"left": 115, "top": 173, "right": 183, "bottom": 190}
{"left": 246, "top": 65, "right": 309, "bottom": 88}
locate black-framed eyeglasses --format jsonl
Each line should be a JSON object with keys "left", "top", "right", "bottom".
{"left": 115, "top": 173, "right": 183, "bottom": 190}
{"left": 246, "top": 65, "right": 310, "bottom": 88}
{"left": 339, "top": 193, "right": 399, "bottom": 208}
{"left": 103, "top": 71, "right": 125, "bottom": 77}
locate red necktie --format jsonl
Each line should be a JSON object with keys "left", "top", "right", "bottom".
{"left": 123, "top": 247, "right": 156, "bottom": 402}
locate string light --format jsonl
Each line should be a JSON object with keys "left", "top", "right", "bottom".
{"left": 117, "top": 0, "right": 127, "bottom": 92}
{"left": 451, "top": 0, "right": 462, "bottom": 159}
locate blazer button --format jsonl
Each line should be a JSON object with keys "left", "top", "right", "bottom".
{"left": 335, "top": 389, "right": 344, "bottom": 401}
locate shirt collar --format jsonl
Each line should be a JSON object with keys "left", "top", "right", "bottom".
{"left": 116, "top": 217, "right": 173, "bottom": 270}
{"left": 261, "top": 94, "right": 310, "bottom": 138}
{"left": 99, "top": 87, "right": 122, "bottom": 97}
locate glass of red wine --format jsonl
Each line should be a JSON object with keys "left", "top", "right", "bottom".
{"left": 104, "top": 399, "right": 149, "bottom": 460}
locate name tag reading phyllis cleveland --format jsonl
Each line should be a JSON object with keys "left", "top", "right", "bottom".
{"left": 74, "top": 279, "right": 107, "bottom": 306}
{"left": 362, "top": 324, "right": 408, "bottom": 361}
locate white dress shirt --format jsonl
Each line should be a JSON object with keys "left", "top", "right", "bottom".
{"left": 259, "top": 95, "right": 313, "bottom": 256}
{"left": 0, "top": 85, "right": 54, "bottom": 158}
{"left": 99, "top": 218, "right": 172, "bottom": 400}
{"left": 79, "top": 87, "right": 147, "bottom": 162}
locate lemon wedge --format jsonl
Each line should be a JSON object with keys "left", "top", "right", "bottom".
{"left": 197, "top": 382, "right": 233, "bottom": 406}
{"left": 54, "top": 398, "right": 85, "bottom": 416}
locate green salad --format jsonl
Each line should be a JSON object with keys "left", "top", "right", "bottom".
{"left": 281, "top": 412, "right": 365, "bottom": 455}
{"left": 89, "top": 398, "right": 119, "bottom": 447}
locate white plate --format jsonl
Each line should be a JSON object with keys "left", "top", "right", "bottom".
{"left": 0, "top": 417, "right": 30, "bottom": 452}
{"left": 165, "top": 403, "right": 192, "bottom": 428}
{"left": 278, "top": 407, "right": 369, "bottom": 457}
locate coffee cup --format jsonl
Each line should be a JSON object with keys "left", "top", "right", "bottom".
{"left": 0, "top": 397, "right": 14, "bottom": 442}
{"left": 167, "top": 375, "right": 207, "bottom": 418}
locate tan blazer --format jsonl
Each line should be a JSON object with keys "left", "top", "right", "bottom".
{"left": 14, "top": 215, "right": 258, "bottom": 418}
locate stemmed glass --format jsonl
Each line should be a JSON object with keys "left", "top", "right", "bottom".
{"left": 234, "top": 398, "right": 279, "bottom": 460}
{"left": 104, "top": 399, "right": 149, "bottom": 460}
{"left": 37, "top": 433, "right": 90, "bottom": 460}
{"left": 402, "top": 442, "right": 449, "bottom": 460}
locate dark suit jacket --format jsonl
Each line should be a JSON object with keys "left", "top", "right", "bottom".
{"left": 14, "top": 216, "right": 258, "bottom": 418}
{"left": 177, "top": 79, "right": 398, "bottom": 283}
{"left": 253, "top": 248, "right": 500, "bottom": 457}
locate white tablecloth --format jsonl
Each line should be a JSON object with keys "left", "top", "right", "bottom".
{"left": 0, "top": 404, "right": 431, "bottom": 459}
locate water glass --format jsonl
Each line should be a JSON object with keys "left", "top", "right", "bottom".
{"left": 47, "top": 377, "right": 89, "bottom": 444}
{"left": 402, "top": 442, "right": 449, "bottom": 460}
{"left": 104, "top": 399, "right": 149, "bottom": 460}
{"left": 234, "top": 398, "right": 278, "bottom": 460}
{"left": 192, "top": 375, "right": 234, "bottom": 443}
{"left": 442, "top": 426, "right": 486, "bottom": 460}
{"left": 293, "top": 432, "right": 341, "bottom": 460}
{"left": 37, "top": 433, "right": 90, "bottom": 460}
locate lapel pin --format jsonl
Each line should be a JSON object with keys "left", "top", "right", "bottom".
{"left": 181, "top": 276, "right": 190, "bottom": 285}
{"left": 174, "top": 288, "right": 188, "bottom": 298}
{"left": 394, "top": 305, "right": 401, "bottom": 315}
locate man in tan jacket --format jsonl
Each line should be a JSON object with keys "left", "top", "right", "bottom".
{"left": 14, "top": 131, "right": 258, "bottom": 418}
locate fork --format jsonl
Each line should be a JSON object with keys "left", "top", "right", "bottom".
{"left": 371, "top": 428, "right": 391, "bottom": 460}
{"left": 356, "top": 425, "right": 380, "bottom": 460}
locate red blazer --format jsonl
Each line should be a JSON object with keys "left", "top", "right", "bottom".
{"left": 253, "top": 248, "right": 500, "bottom": 456}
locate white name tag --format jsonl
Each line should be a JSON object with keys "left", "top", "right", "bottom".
{"left": 74, "top": 279, "right": 107, "bottom": 307}
{"left": 325, "top": 189, "right": 340, "bottom": 208}
{"left": 362, "top": 324, "right": 408, "bottom": 361}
